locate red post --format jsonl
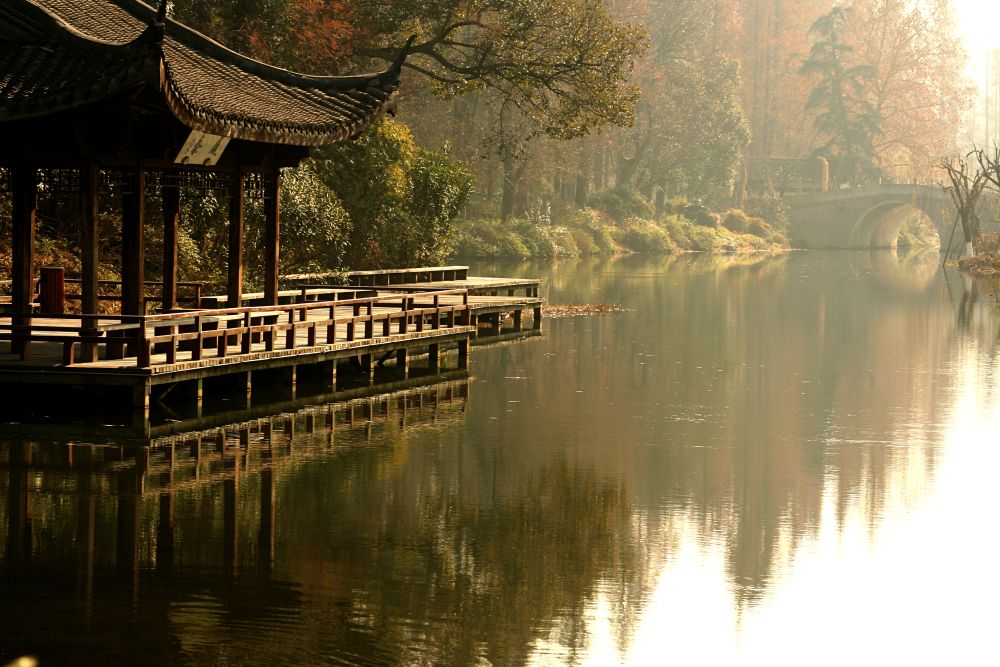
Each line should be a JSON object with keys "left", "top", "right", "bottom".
{"left": 38, "top": 266, "right": 65, "bottom": 315}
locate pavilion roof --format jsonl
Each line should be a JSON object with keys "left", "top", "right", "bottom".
{"left": 0, "top": 0, "right": 408, "bottom": 145}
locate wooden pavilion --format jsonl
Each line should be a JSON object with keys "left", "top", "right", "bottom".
{"left": 0, "top": 0, "right": 409, "bottom": 360}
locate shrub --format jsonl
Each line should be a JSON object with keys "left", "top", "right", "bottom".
{"left": 659, "top": 213, "right": 693, "bottom": 248}
{"left": 682, "top": 203, "right": 719, "bottom": 228}
{"left": 615, "top": 217, "right": 678, "bottom": 253}
{"left": 746, "top": 217, "right": 774, "bottom": 239}
{"left": 744, "top": 195, "right": 789, "bottom": 231}
{"left": 566, "top": 208, "right": 617, "bottom": 253}
{"left": 593, "top": 185, "right": 653, "bottom": 221}
{"left": 722, "top": 209, "right": 751, "bottom": 234}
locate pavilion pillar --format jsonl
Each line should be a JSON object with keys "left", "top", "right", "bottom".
{"left": 161, "top": 182, "right": 180, "bottom": 311}
{"left": 227, "top": 172, "right": 245, "bottom": 308}
{"left": 11, "top": 167, "right": 37, "bottom": 357}
{"left": 263, "top": 168, "right": 281, "bottom": 306}
{"left": 121, "top": 168, "right": 146, "bottom": 316}
{"left": 79, "top": 163, "right": 100, "bottom": 362}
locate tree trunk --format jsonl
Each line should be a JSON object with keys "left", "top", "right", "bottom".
{"left": 501, "top": 153, "right": 516, "bottom": 222}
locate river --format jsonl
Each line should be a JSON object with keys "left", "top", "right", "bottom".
{"left": 1, "top": 250, "right": 998, "bottom": 665}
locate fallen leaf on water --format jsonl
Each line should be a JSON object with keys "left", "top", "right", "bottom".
{"left": 542, "top": 304, "right": 630, "bottom": 318}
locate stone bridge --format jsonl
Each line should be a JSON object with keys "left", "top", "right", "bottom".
{"left": 787, "top": 184, "right": 967, "bottom": 251}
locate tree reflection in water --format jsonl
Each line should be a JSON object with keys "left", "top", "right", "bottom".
{"left": 2, "top": 253, "right": 999, "bottom": 665}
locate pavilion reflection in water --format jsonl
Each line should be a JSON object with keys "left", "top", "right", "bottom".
{"left": 2, "top": 377, "right": 471, "bottom": 578}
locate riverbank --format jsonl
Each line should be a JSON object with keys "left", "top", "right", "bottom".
{"left": 453, "top": 205, "right": 789, "bottom": 259}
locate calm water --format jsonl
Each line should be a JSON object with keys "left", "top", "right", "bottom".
{"left": 2, "top": 251, "right": 999, "bottom": 666}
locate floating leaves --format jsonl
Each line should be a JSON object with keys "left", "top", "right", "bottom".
{"left": 542, "top": 303, "right": 630, "bottom": 318}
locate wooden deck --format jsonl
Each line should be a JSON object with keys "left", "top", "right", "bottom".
{"left": 0, "top": 269, "right": 545, "bottom": 440}
{"left": 0, "top": 290, "right": 476, "bottom": 436}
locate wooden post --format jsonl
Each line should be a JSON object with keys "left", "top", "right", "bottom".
{"left": 325, "top": 359, "right": 338, "bottom": 390}
{"left": 38, "top": 266, "right": 65, "bottom": 314}
{"left": 428, "top": 343, "right": 440, "bottom": 373}
{"left": 132, "top": 380, "right": 150, "bottom": 437}
{"left": 263, "top": 168, "right": 281, "bottom": 305}
{"left": 228, "top": 173, "right": 244, "bottom": 308}
{"left": 80, "top": 164, "right": 100, "bottom": 361}
{"left": 396, "top": 348, "right": 409, "bottom": 378}
{"left": 533, "top": 306, "right": 542, "bottom": 330}
{"left": 122, "top": 168, "right": 146, "bottom": 316}
{"left": 162, "top": 183, "right": 180, "bottom": 311}
{"left": 457, "top": 338, "right": 469, "bottom": 370}
{"left": 11, "top": 167, "right": 37, "bottom": 358}
{"left": 361, "top": 353, "right": 375, "bottom": 384}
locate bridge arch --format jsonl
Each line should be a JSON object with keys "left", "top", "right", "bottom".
{"left": 788, "top": 185, "right": 968, "bottom": 251}
{"left": 848, "top": 202, "right": 936, "bottom": 249}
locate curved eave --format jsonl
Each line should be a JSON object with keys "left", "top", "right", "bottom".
{"left": 160, "top": 67, "right": 401, "bottom": 146}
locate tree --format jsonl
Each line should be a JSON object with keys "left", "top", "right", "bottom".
{"left": 851, "top": 0, "right": 971, "bottom": 182}
{"left": 611, "top": 0, "right": 749, "bottom": 201}
{"left": 942, "top": 152, "right": 988, "bottom": 257}
{"left": 800, "top": 6, "right": 882, "bottom": 184}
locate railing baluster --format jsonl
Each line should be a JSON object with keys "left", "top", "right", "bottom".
{"left": 242, "top": 311, "right": 252, "bottom": 354}
{"left": 286, "top": 310, "right": 296, "bottom": 349}
{"left": 327, "top": 305, "right": 336, "bottom": 343}
{"left": 137, "top": 318, "right": 151, "bottom": 368}
{"left": 192, "top": 315, "right": 203, "bottom": 360}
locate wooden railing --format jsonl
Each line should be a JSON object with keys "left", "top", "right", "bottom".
{"left": 63, "top": 279, "right": 206, "bottom": 311}
{"left": 0, "top": 278, "right": 205, "bottom": 312}
{"left": 0, "top": 290, "right": 471, "bottom": 369}
{"left": 198, "top": 286, "right": 377, "bottom": 309}
{"left": 346, "top": 266, "right": 469, "bottom": 286}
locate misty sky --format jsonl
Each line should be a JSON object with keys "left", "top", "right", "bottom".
{"left": 955, "top": 0, "right": 1000, "bottom": 64}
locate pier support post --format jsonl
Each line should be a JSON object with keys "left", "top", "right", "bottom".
{"left": 132, "top": 380, "right": 150, "bottom": 437}
{"left": 513, "top": 309, "right": 523, "bottom": 332}
{"left": 457, "top": 338, "right": 469, "bottom": 370}
{"left": 533, "top": 306, "right": 542, "bottom": 331}
{"left": 283, "top": 366, "right": 297, "bottom": 399}
{"left": 241, "top": 371, "right": 252, "bottom": 409}
{"left": 428, "top": 343, "right": 440, "bottom": 373}
{"left": 361, "top": 353, "right": 375, "bottom": 385}
{"left": 396, "top": 348, "right": 409, "bottom": 379}
{"left": 325, "top": 360, "right": 338, "bottom": 391}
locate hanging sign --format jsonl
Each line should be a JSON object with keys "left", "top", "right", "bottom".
{"left": 175, "top": 130, "right": 230, "bottom": 166}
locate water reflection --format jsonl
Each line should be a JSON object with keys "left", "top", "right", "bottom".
{"left": 2, "top": 253, "right": 999, "bottom": 665}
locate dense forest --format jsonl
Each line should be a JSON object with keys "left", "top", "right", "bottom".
{"left": 2, "top": 0, "right": 975, "bottom": 288}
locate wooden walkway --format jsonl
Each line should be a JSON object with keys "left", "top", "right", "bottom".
{"left": 0, "top": 268, "right": 545, "bottom": 439}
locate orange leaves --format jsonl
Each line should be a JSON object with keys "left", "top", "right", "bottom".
{"left": 288, "top": 0, "right": 358, "bottom": 70}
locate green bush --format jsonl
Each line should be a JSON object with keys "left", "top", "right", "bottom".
{"left": 744, "top": 195, "right": 789, "bottom": 231}
{"left": 722, "top": 209, "right": 751, "bottom": 234}
{"left": 659, "top": 213, "right": 693, "bottom": 248}
{"left": 316, "top": 119, "right": 473, "bottom": 268}
{"left": 682, "top": 203, "right": 720, "bottom": 228}
{"left": 593, "top": 185, "right": 653, "bottom": 222}
{"left": 566, "top": 208, "right": 617, "bottom": 253}
{"left": 614, "top": 217, "right": 677, "bottom": 253}
{"left": 569, "top": 227, "right": 600, "bottom": 254}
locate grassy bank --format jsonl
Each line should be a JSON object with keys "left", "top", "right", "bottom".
{"left": 454, "top": 203, "right": 789, "bottom": 259}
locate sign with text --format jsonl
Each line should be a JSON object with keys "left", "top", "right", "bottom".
{"left": 175, "top": 130, "right": 230, "bottom": 166}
